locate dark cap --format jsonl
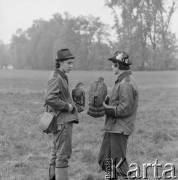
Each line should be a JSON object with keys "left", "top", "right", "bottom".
{"left": 56, "top": 48, "right": 75, "bottom": 61}
{"left": 108, "top": 51, "right": 132, "bottom": 66}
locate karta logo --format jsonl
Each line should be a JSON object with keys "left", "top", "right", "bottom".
{"left": 105, "top": 157, "right": 127, "bottom": 179}
{"left": 104, "top": 158, "right": 177, "bottom": 179}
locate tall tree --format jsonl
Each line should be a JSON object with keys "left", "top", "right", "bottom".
{"left": 105, "top": 0, "right": 177, "bottom": 70}
{"left": 0, "top": 41, "right": 10, "bottom": 68}
{"left": 10, "top": 29, "right": 29, "bottom": 69}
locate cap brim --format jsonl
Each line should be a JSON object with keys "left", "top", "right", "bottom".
{"left": 108, "top": 58, "right": 117, "bottom": 63}
{"left": 65, "top": 56, "right": 75, "bottom": 60}
{"left": 57, "top": 56, "right": 75, "bottom": 61}
{"left": 108, "top": 58, "right": 132, "bottom": 66}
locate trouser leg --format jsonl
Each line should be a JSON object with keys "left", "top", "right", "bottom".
{"left": 98, "top": 133, "right": 129, "bottom": 179}
{"left": 49, "top": 134, "right": 57, "bottom": 180}
{"left": 110, "top": 133, "right": 129, "bottom": 179}
{"left": 49, "top": 123, "right": 73, "bottom": 179}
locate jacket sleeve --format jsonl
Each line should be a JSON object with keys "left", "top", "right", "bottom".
{"left": 115, "top": 82, "right": 135, "bottom": 118}
{"left": 72, "top": 89, "right": 75, "bottom": 102}
{"left": 44, "top": 77, "right": 69, "bottom": 111}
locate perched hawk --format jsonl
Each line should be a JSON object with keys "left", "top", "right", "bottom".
{"left": 72, "top": 82, "right": 85, "bottom": 113}
{"left": 87, "top": 77, "right": 107, "bottom": 118}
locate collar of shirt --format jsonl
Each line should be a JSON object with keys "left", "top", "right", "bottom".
{"left": 115, "top": 70, "right": 132, "bottom": 84}
{"left": 55, "top": 68, "right": 69, "bottom": 84}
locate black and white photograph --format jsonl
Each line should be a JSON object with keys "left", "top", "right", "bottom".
{"left": 0, "top": 0, "right": 178, "bottom": 179}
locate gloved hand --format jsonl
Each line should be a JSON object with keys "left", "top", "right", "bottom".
{"left": 105, "top": 96, "right": 110, "bottom": 105}
{"left": 103, "top": 101, "right": 116, "bottom": 117}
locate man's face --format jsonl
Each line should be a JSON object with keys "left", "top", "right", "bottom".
{"left": 111, "top": 62, "right": 119, "bottom": 75}
{"left": 60, "top": 59, "right": 74, "bottom": 73}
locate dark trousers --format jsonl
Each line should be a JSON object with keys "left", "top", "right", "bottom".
{"left": 98, "top": 132, "right": 129, "bottom": 179}
{"left": 50, "top": 123, "right": 73, "bottom": 168}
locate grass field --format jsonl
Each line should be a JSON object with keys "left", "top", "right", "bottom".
{"left": 0, "top": 70, "right": 178, "bottom": 180}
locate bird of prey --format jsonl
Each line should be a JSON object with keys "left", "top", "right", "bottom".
{"left": 87, "top": 77, "right": 107, "bottom": 118}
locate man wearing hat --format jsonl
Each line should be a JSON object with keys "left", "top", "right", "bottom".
{"left": 98, "top": 51, "right": 139, "bottom": 180}
{"left": 44, "top": 49, "right": 79, "bottom": 180}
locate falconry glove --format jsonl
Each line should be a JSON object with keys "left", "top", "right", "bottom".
{"left": 104, "top": 96, "right": 110, "bottom": 105}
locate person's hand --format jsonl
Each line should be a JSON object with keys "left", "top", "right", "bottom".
{"left": 69, "top": 103, "right": 77, "bottom": 114}
{"left": 105, "top": 96, "right": 110, "bottom": 105}
{"left": 103, "top": 101, "right": 116, "bottom": 117}
{"left": 68, "top": 104, "right": 74, "bottom": 112}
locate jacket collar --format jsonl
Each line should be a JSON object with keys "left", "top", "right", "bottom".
{"left": 115, "top": 70, "right": 132, "bottom": 84}
{"left": 55, "top": 68, "right": 68, "bottom": 84}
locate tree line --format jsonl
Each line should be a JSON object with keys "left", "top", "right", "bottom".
{"left": 0, "top": 0, "right": 177, "bottom": 70}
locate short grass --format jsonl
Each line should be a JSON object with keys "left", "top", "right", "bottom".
{"left": 0, "top": 70, "right": 178, "bottom": 180}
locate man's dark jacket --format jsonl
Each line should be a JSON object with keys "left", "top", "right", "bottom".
{"left": 104, "top": 70, "right": 139, "bottom": 135}
{"left": 44, "top": 69, "right": 79, "bottom": 125}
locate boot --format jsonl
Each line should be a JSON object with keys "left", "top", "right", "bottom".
{"left": 49, "top": 164, "right": 55, "bottom": 180}
{"left": 55, "top": 167, "right": 68, "bottom": 180}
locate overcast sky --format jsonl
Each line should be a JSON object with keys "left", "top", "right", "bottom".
{"left": 0, "top": 0, "right": 178, "bottom": 44}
